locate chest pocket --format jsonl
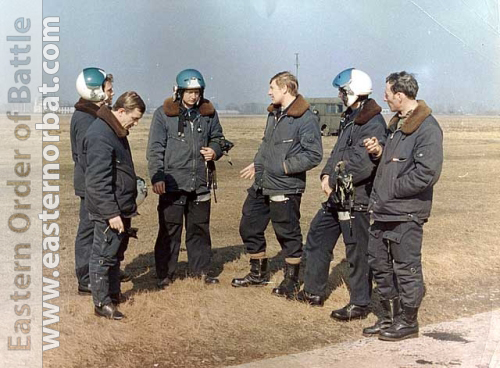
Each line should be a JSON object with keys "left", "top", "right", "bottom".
{"left": 167, "top": 134, "right": 189, "bottom": 150}
{"left": 275, "top": 138, "right": 294, "bottom": 146}
{"left": 391, "top": 156, "right": 412, "bottom": 179}
{"left": 274, "top": 119, "right": 300, "bottom": 154}
{"left": 197, "top": 117, "right": 210, "bottom": 145}
{"left": 165, "top": 134, "right": 191, "bottom": 168}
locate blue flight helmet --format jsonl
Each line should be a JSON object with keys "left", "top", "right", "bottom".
{"left": 332, "top": 68, "right": 372, "bottom": 107}
{"left": 76, "top": 67, "right": 109, "bottom": 102}
{"left": 173, "top": 69, "right": 206, "bottom": 101}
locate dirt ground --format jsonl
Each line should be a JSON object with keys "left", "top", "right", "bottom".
{"left": 43, "top": 114, "right": 500, "bottom": 368}
{"left": 228, "top": 309, "right": 500, "bottom": 368}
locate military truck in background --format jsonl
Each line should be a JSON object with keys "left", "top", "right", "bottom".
{"left": 306, "top": 97, "right": 344, "bottom": 136}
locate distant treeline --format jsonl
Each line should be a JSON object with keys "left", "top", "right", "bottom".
{"left": 223, "top": 102, "right": 269, "bottom": 115}
{"left": 222, "top": 102, "right": 500, "bottom": 116}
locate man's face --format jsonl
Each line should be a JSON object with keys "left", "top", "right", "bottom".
{"left": 338, "top": 88, "right": 349, "bottom": 107}
{"left": 384, "top": 82, "right": 402, "bottom": 112}
{"left": 119, "top": 108, "right": 143, "bottom": 130}
{"left": 182, "top": 89, "right": 201, "bottom": 108}
{"left": 103, "top": 81, "right": 114, "bottom": 105}
{"left": 268, "top": 79, "right": 287, "bottom": 105}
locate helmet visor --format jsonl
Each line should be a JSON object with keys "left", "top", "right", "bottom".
{"left": 332, "top": 68, "right": 354, "bottom": 89}
{"left": 82, "top": 67, "right": 106, "bottom": 88}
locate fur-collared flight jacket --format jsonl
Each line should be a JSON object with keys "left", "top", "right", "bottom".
{"left": 147, "top": 97, "right": 225, "bottom": 194}
{"left": 253, "top": 95, "right": 323, "bottom": 195}
{"left": 321, "top": 98, "right": 387, "bottom": 208}
{"left": 83, "top": 106, "right": 138, "bottom": 220}
{"left": 370, "top": 100, "right": 443, "bottom": 222}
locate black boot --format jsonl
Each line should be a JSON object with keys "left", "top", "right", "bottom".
{"left": 231, "top": 259, "right": 269, "bottom": 287}
{"left": 94, "top": 303, "right": 125, "bottom": 320}
{"left": 204, "top": 275, "right": 220, "bottom": 285}
{"left": 157, "top": 276, "right": 174, "bottom": 290}
{"left": 272, "top": 263, "right": 300, "bottom": 298}
{"left": 379, "top": 305, "right": 419, "bottom": 341}
{"left": 330, "top": 304, "right": 370, "bottom": 321}
{"left": 296, "top": 290, "right": 324, "bottom": 306}
{"left": 363, "top": 297, "right": 401, "bottom": 337}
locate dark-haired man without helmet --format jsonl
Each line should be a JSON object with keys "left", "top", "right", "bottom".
{"left": 232, "top": 71, "right": 323, "bottom": 298}
{"left": 70, "top": 67, "right": 114, "bottom": 295}
{"left": 362, "top": 72, "right": 443, "bottom": 341}
{"left": 147, "top": 69, "right": 226, "bottom": 288}
{"left": 84, "top": 91, "right": 146, "bottom": 319}
{"left": 295, "top": 68, "right": 387, "bottom": 323}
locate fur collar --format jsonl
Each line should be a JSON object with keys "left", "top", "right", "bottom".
{"left": 267, "top": 95, "right": 310, "bottom": 118}
{"left": 97, "top": 105, "right": 128, "bottom": 138}
{"left": 353, "top": 99, "right": 382, "bottom": 125}
{"left": 163, "top": 97, "right": 215, "bottom": 117}
{"left": 388, "top": 100, "right": 432, "bottom": 134}
{"left": 74, "top": 98, "right": 99, "bottom": 118}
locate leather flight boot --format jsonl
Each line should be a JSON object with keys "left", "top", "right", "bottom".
{"left": 94, "top": 303, "right": 125, "bottom": 320}
{"left": 189, "top": 273, "right": 220, "bottom": 285}
{"left": 296, "top": 290, "right": 324, "bottom": 306}
{"left": 272, "top": 263, "right": 300, "bottom": 298}
{"left": 157, "top": 276, "right": 174, "bottom": 290}
{"left": 379, "top": 305, "right": 419, "bottom": 341}
{"left": 363, "top": 297, "right": 401, "bottom": 337}
{"left": 204, "top": 275, "right": 220, "bottom": 285}
{"left": 330, "top": 303, "right": 370, "bottom": 321}
{"left": 231, "top": 258, "right": 269, "bottom": 287}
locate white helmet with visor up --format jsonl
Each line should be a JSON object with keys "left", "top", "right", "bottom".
{"left": 332, "top": 68, "right": 372, "bottom": 107}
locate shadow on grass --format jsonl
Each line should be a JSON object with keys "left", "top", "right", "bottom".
{"left": 325, "top": 258, "right": 350, "bottom": 300}
{"left": 297, "top": 250, "right": 350, "bottom": 302}
{"left": 123, "top": 243, "right": 246, "bottom": 293}
{"left": 322, "top": 258, "right": 386, "bottom": 315}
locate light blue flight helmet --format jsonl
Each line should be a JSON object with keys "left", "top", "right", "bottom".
{"left": 332, "top": 68, "right": 372, "bottom": 107}
{"left": 174, "top": 69, "right": 206, "bottom": 101}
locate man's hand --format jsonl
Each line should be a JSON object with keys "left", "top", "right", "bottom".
{"left": 240, "top": 163, "right": 255, "bottom": 179}
{"left": 109, "top": 216, "right": 124, "bottom": 234}
{"left": 200, "top": 147, "right": 216, "bottom": 161}
{"left": 321, "top": 175, "right": 332, "bottom": 196}
{"left": 363, "top": 137, "right": 383, "bottom": 158}
{"left": 153, "top": 181, "right": 165, "bottom": 195}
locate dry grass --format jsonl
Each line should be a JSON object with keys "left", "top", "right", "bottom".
{"left": 43, "top": 114, "right": 500, "bottom": 367}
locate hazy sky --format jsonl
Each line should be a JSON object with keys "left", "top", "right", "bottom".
{"left": 33, "top": 0, "right": 500, "bottom": 111}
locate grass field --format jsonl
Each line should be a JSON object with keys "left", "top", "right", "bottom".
{"left": 43, "top": 113, "right": 500, "bottom": 368}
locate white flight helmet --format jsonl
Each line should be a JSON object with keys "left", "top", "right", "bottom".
{"left": 76, "top": 67, "right": 108, "bottom": 102}
{"left": 136, "top": 177, "right": 148, "bottom": 206}
{"left": 332, "top": 68, "right": 372, "bottom": 107}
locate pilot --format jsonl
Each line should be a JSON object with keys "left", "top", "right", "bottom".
{"left": 84, "top": 91, "right": 146, "bottom": 319}
{"left": 70, "top": 67, "right": 114, "bottom": 295}
{"left": 231, "top": 71, "right": 323, "bottom": 298}
{"left": 362, "top": 71, "right": 443, "bottom": 341}
{"left": 295, "top": 68, "right": 387, "bottom": 324}
{"left": 147, "top": 69, "right": 226, "bottom": 288}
